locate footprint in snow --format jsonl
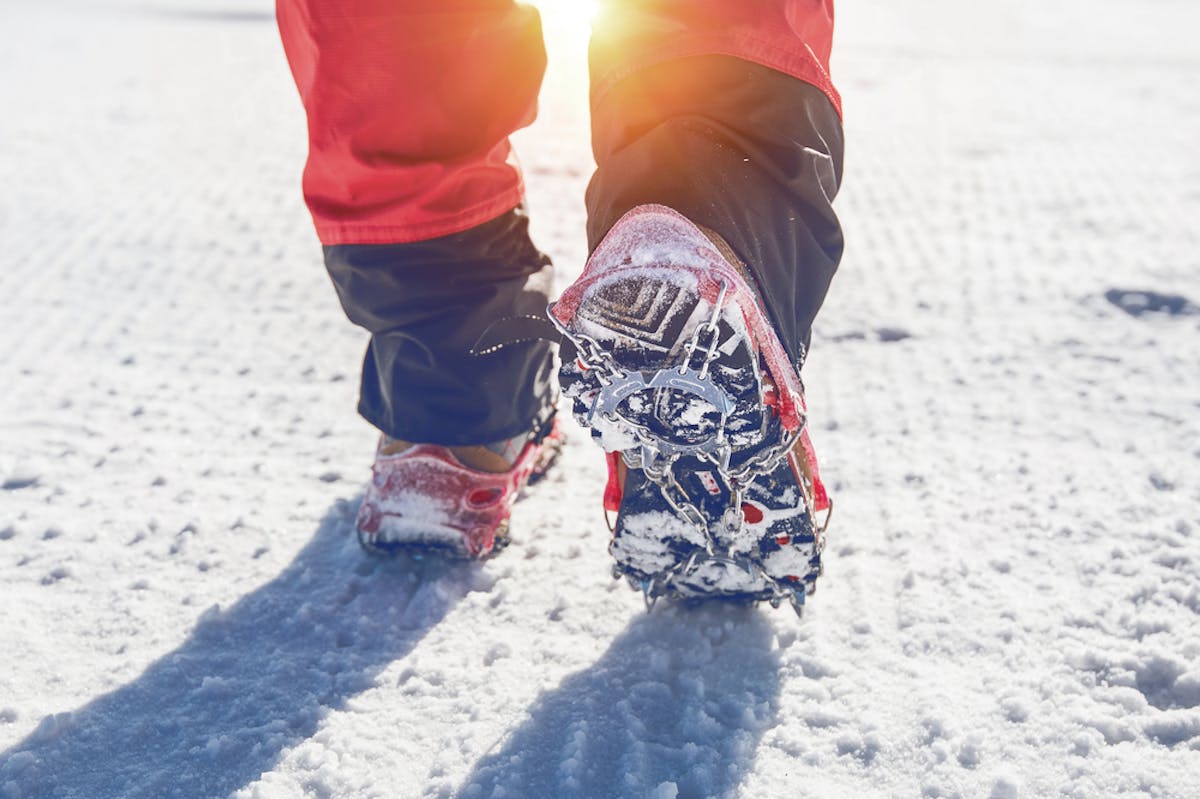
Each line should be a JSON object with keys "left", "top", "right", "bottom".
{"left": 1104, "top": 288, "right": 1199, "bottom": 318}
{"left": 827, "top": 328, "right": 913, "bottom": 344}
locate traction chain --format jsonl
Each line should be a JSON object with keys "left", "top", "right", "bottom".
{"left": 550, "top": 289, "right": 821, "bottom": 612}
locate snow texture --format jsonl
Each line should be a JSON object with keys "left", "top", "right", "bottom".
{"left": 2, "top": 0, "right": 1200, "bottom": 797}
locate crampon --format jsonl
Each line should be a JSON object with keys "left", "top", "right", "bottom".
{"left": 550, "top": 205, "right": 831, "bottom": 615}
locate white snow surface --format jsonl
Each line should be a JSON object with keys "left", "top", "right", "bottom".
{"left": 2, "top": 0, "right": 1200, "bottom": 797}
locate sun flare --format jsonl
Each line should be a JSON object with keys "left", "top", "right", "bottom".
{"left": 530, "top": 0, "right": 601, "bottom": 31}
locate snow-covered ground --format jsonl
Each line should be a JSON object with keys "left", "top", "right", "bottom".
{"left": 2, "top": 0, "right": 1199, "bottom": 796}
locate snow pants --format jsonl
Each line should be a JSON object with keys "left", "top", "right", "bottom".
{"left": 277, "top": 0, "right": 845, "bottom": 446}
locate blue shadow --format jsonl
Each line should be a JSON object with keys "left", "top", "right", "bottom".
{"left": 0, "top": 497, "right": 476, "bottom": 798}
{"left": 458, "top": 602, "right": 781, "bottom": 799}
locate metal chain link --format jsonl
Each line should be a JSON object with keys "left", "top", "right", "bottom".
{"left": 549, "top": 292, "right": 820, "bottom": 605}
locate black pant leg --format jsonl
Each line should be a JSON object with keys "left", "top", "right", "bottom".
{"left": 324, "top": 207, "right": 556, "bottom": 446}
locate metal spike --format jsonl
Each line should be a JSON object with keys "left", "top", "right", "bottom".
{"left": 681, "top": 550, "right": 701, "bottom": 575}
{"left": 641, "top": 577, "right": 660, "bottom": 611}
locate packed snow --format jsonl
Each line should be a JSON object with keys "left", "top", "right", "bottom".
{"left": 2, "top": 0, "right": 1199, "bottom": 797}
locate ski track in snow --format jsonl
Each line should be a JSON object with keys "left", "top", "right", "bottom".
{"left": 2, "top": 0, "right": 1200, "bottom": 797}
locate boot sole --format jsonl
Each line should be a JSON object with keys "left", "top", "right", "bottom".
{"left": 551, "top": 206, "right": 821, "bottom": 610}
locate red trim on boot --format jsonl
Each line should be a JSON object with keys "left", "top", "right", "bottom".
{"left": 603, "top": 451, "right": 624, "bottom": 514}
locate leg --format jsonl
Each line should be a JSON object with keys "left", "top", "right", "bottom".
{"left": 553, "top": 0, "right": 844, "bottom": 610}
{"left": 277, "top": 0, "right": 561, "bottom": 556}
{"left": 277, "top": 0, "right": 556, "bottom": 446}
{"left": 587, "top": 0, "right": 844, "bottom": 368}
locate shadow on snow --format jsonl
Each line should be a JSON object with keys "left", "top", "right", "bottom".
{"left": 1, "top": 499, "right": 784, "bottom": 799}
{"left": 457, "top": 602, "right": 782, "bottom": 799}
{"left": 0, "top": 496, "right": 478, "bottom": 798}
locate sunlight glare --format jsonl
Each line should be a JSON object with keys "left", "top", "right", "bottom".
{"left": 530, "top": 0, "right": 601, "bottom": 34}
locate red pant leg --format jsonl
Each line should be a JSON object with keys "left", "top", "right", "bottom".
{"left": 276, "top": 0, "right": 547, "bottom": 245}
{"left": 590, "top": 0, "right": 840, "bottom": 117}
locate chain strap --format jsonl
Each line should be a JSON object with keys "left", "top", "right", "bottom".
{"left": 549, "top": 290, "right": 819, "bottom": 605}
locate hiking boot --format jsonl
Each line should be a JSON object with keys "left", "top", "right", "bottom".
{"left": 549, "top": 205, "right": 831, "bottom": 613}
{"left": 355, "top": 414, "right": 563, "bottom": 558}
